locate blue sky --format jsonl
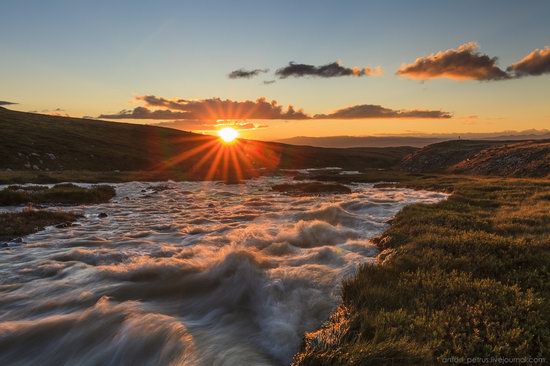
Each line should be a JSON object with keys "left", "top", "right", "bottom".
{"left": 1, "top": 0, "right": 549, "bottom": 139}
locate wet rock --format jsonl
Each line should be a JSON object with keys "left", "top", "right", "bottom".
{"left": 1, "top": 243, "right": 8, "bottom": 248}
{"left": 223, "top": 179, "right": 245, "bottom": 185}
{"left": 55, "top": 222, "right": 73, "bottom": 228}
{"left": 98, "top": 212, "right": 108, "bottom": 218}
{"left": 272, "top": 182, "right": 352, "bottom": 195}
{"left": 151, "top": 185, "right": 170, "bottom": 192}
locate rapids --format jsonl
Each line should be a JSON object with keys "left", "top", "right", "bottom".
{"left": 0, "top": 177, "right": 447, "bottom": 365}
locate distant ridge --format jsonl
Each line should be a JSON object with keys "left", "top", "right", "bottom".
{"left": 276, "top": 136, "right": 446, "bottom": 148}
{"left": 277, "top": 132, "right": 550, "bottom": 148}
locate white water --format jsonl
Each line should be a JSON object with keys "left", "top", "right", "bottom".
{"left": 0, "top": 177, "right": 446, "bottom": 365}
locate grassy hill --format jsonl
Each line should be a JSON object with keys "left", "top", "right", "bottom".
{"left": 400, "top": 139, "right": 550, "bottom": 177}
{"left": 0, "top": 107, "right": 415, "bottom": 181}
{"left": 399, "top": 140, "right": 506, "bottom": 173}
{"left": 450, "top": 140, "right": 550, "bottom": 177}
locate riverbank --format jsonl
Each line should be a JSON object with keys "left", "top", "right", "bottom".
{"left": 292, "top": 175, "right": 550, "bottom": 365}
{"left": 0, "top": 184, "right": 116, "bottom": 205}
{"left": 0, "top": 184, "right": 115, "bottom": 243}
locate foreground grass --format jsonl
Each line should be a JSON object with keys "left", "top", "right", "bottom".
{"left": 0, "top": 183, "right": 115, "bottom": 205}
{"left": 0, "top": 210, "right": 81, "bottom": 242}
{"left": 293, "top": 176, "right": 550, "bottom": 365}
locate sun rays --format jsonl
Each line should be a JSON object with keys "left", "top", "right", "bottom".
{"left": 150, "top": 129, "right": 281, "bottom": 182}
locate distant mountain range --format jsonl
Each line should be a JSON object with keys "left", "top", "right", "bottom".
{"left": 277, "top": 131, "right": 550, "bottom": 148}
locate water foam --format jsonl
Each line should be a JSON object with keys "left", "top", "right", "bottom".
{"left": 0, "top": 177, "right": 447, "bottom": 365}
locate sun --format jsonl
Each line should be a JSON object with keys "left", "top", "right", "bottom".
{"left": 218, "top": 127, "right": 239, "bottom": 143}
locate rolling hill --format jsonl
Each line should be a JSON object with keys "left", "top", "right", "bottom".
{"left": 400, "top": 139, "right": 550, "bottom": 177}
{"left": 450, "top": 140, "right": 550, "bottom": 177}
{"left": 0, "top": 107, "right": 415, "bottom": 180}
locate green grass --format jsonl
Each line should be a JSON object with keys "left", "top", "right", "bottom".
{"left": 0, "top": 210, "right": 81, "bottom": 241}
{"left": 292, "top": 176, "right": 550, "bottom": 365}
{"left": 0, "top": 183, "right": 116, "bottom": 205}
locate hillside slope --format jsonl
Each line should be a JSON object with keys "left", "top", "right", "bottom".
{"left": 400, "top": 139, "right": 550, "bottom": 177}
{"left": 399, "top": 140, "right": 506, "bottom": 173}
{"left": 451, "top": 140, "right": 550, "bottom": 177}
{"left": 0, "top": 108, "right": 414, "bottom": 179}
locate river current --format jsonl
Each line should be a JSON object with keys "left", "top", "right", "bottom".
{"left": 0, "top": 177, "right": 446, "bottom": 365}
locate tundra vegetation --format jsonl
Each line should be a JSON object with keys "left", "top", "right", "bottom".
{"left": 0, "top": 210, "right": 81, "bottom": 242}
{"left": 292, "top": 175, "right": 550, "bottom": 365}
{"left": 0, "top": 184, "right": 115, "bottom": 242}
{"left": 0, "top": 184, "right": 116, "bottom": 205}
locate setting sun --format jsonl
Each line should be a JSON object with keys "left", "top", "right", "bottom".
{"left": 218, "top": 127, "right": 239, "bottom": 143}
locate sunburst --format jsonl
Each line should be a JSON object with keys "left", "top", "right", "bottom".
{"left": 151, "top": 126, "right": 280, "bottom": 182}
{"left": 217, "top": 127, "right": 239, "bottom": 143}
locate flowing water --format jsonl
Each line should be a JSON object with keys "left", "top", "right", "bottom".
{"left": 0, "top": 177, "right": 446, "bottom": 365}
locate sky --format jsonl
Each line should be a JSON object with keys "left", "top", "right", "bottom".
{"left": 1, "top": 0, "right": 549, "bottom": 140}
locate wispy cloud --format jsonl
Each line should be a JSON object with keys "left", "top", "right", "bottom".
{"left": 276, "top": 61, "right": 382, "bottom": 78}
{"left": 0, "top": 100, "right": 17, "bottom": 106}
{"left": 507, "top": 46, "right": 550, "bottom": 78}
{"left": 396, "top": 42, "right": 509, "bottom": 81}
{"left": 228, "top": 68, "right": 269, "bottom": 79}
{"left": 28, "top": 107, "right": 69, "bottom": 117}
{"left": 314, "top": 104, "right": 452, "bottom": 119}
{"left": 99, "top": 107, "right": 191, "bottom": 120}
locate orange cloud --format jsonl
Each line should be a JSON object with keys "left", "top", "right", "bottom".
{"left": 99, "top": 96, "right": 451, "bottom": 122}
{"left": 507, "top": 46, "right": 550, "bottom": 78}
{"left": 397, "top": 42, "right": 509, "bottom": 81}
{"left": 100, "top": 97, "right": 308, "bottom": 120}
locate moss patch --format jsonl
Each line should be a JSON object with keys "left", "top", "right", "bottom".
{"left": 0, "top": 183, "right": 115, "bottom": 205}
{"left": 0, "top": 210, "right": 81, "bottom": 242}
